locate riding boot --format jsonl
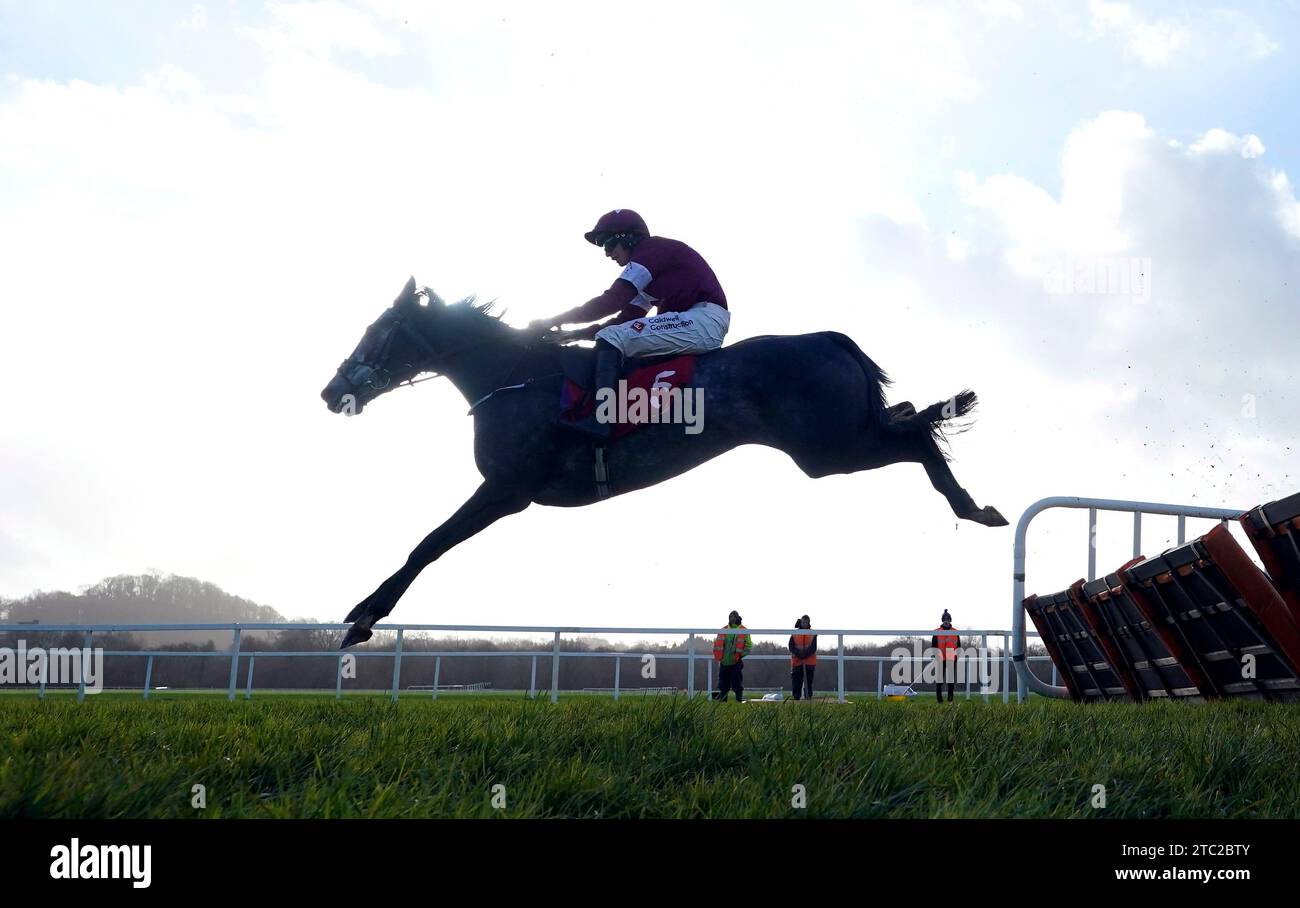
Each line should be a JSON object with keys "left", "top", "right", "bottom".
{"left": 566, "top": 339, "right": 622, "bottom": 441}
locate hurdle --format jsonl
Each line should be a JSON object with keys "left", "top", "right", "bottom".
{"left": 1011, "top": 497, "right": 1246, "bottom": 702}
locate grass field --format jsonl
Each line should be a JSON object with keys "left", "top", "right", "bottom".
{"left": 2, "top": 695, "right": 1298, "bottom": 818}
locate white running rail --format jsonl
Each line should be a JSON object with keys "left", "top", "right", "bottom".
{"left": 0, "top": 622, "right": 1048, "bottom": 704}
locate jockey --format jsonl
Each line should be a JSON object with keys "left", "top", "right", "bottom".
{"left": 529, "top": 209, "right": 730, "bottom": 439}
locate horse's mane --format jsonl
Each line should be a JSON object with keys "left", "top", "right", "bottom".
{"left": 452, "top": 295, "right": 500, "bottom": 320}
{"left": 412, "top": 291, "right": 534, "bottom": 349}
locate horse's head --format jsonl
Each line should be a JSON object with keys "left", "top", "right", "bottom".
{"left": 320, "top": 276, "right": 446, "bottom": 415}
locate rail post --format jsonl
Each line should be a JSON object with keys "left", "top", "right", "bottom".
{"left": 226, "top": 627, "right": 241, "bottom": 702}
{"left": 981, "top": 634, "right": 989, "bottom": 702}
{"left": 390, "top": 628, "right": 404, "bottom": 702}
{"left": 550, "top": 631, "right": 561, "bottom": 703}
{"left": 837, "top": 634, "right": 845, "bottom": 703}
{"left": 335, "top": 654, "right": 344, "bottom": 700}
{"left": 614, "top": 656, "right": 621, "bottom": 701}
{"left": 143, "top": 653, "right": 153, "bottom": 700}
{"left": 432, "top": 656, "right": 441, "bottom": 700}
{"left": 245, "top": 655, "right": 255, "bottom": 699}
{"left": 529, "top": 654, "right": 537, "bottom": 699}
{"left": 78, "top": 630, "right": 93, "bottom": 703}
{"left": 1087, "top": 506, "right": 1097, "bottom": 581}
{"left": 1002, "top": 634, "right": 1010, "bottom": 703}
{"left": 687, "top": 634, "right": 696, "bottom": 700}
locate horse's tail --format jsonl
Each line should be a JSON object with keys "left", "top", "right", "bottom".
{"left": 822, "top": 332, "right": 975, "bottom": 459}
{"left": 890, "top": 390, "right": 979, "bottom": 461}
{"left": 823, "top": 332, "right": 891, "bottom": 430}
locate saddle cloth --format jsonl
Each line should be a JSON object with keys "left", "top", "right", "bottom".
{"left": 558, "top": 353, "right": 696, "bottom": 440}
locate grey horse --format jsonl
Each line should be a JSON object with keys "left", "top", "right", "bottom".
{"left": 321, "top": 278, "right": 1007, "bottom": 648}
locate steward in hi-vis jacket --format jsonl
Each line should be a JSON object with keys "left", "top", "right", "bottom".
{"left": 931, "top": 609, "right": 961, "bottom": 703}
{"left": 712, "top": 610, "right": 752, "bottom": 702}
{"left": 789, "top": 614, "right": 817, "bottom": 700}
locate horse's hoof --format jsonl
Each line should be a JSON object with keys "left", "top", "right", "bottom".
{"left": 961, "top": 505, "right": 1009, "bottom": 527}
{"left": 983, "top": 506, "right": 1009, "bottom": 527}
{"left": 340, "top": 621, "right": 374, "bottom": 649}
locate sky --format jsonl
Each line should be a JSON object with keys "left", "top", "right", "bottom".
{"left": 2, "top": 0, "right": 1299, "bottom": 648}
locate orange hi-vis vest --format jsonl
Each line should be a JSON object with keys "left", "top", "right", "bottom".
{"left": 791, "top": 633, "right": 817, "bottom": 667}
{"left": 934, "top": 627, "right": 960, "bottom": 661}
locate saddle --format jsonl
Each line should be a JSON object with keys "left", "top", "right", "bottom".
{"left": 556, "top": 345, "right": 697, "bottom": 390}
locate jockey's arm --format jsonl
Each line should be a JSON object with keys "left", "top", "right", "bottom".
{"left": 532, "top": 279, "right": 639, "bottom": 331}
{"left": 566, "top": 303, "right": 645, "bottom": 341}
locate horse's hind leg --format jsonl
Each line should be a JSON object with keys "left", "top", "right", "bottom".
{"left": 847, "top": 429, "right": 1006, "bottom": 527}
{"left": 907, "top": 431, "right": 1007, "bottom": 526}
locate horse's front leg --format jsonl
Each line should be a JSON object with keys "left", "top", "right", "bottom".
{"left": 340, "top": 481, "right": 533, "bottom": 648}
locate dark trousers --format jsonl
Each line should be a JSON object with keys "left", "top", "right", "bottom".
{"left": 936, "top": 659, "right": 957, "bottom": 702}
{"left": 791, "top": 664, "right": 815, "bottom": 700}
{"left": 714, "top": 662, "right": 744, "bottom": 701}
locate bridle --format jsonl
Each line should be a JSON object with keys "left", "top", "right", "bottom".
{"left": 333, "top": 288, "right": 539, "bottom": 409}
{"left": 335, "top": 289, "right": 470, "bottom": 391}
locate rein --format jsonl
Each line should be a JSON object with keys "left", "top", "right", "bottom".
{"left": 465, "top": 371, "right": 562, "bottom": 415}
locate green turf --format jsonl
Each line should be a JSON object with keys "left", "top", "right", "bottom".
{"left": 1, "top": 696, "right": 1297, "bottom": 818}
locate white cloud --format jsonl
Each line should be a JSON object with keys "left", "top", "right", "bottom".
{"left": 248, "top": 0, "right": 402, "bottom": 59}
{"left": 1217, "top": 8, "right": 1282, "bottom": 58}
{"left": 1189, "top": 127, "right": 1266, "bottom": 159}
{"left": 862, "top": 109, "right": 1300, "bottom": 526}
{"left": 1089, "top": 0, "right": 1189, "bottom": 66}
{"left": 1086, "top": 0, "right": 1279, "bottom": 67}
{"left": 977, "top": 0, "right": 1023, "bottom": 20}
{"left": 957, "top": 113, "right": 1295, "bottom": 277}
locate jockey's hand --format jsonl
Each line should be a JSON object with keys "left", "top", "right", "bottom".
{"left": 535, "top": 328, "right": 566, "bottom": 345}
{"left": 527, "top": 318, "right": 557, "bottom": 334}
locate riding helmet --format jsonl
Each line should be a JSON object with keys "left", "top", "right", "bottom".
{"left": 584, "top": 209, "right": 650, "bottom": 246}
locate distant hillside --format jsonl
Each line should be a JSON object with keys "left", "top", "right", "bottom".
{"left": 0, "top": 572, "right": 287, "bottom": 645}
